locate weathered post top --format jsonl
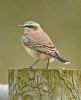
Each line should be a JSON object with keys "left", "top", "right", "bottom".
{"left": 9, "top": 68, "right": 81, "bottom": 100}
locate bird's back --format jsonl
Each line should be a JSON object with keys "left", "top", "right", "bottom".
{"left": 27, "top": 29, "right": 54, "bottom": 48}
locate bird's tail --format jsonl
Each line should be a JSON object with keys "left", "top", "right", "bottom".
{"left": 50, "top": 51, "right": 70, "bottom": 64}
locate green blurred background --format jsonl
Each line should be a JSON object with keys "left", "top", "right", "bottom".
{"left": 0, "top": 0, "right": 81, "bottom": 83}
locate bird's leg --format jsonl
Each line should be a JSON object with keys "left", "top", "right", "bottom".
{"left": 46, "top": 59, "right": 49, "bottom": 69}
{"left": 29, "top": 59, "right": 39, "bottom": 69}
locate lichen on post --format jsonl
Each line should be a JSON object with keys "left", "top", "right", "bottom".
{"left": 9, "top": 69, "right": 81, "bottom": 100}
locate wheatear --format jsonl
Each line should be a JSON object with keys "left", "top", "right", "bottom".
{"left": 19, "top": 21, "right": 70, "bottom": 68}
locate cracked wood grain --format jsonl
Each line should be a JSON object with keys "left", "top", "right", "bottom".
{"left": 9, "top": 69, "right": 81, "bottom": 100}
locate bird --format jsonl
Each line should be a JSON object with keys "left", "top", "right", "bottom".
{"left": 19, "top": 21, "right": 70, "bottom": 68}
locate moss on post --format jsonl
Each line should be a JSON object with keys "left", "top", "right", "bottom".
{"left": 9, "top": 69, "right": 81, "bottom": 100}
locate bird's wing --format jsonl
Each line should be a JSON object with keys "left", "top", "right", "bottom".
{"left": 22, "top": 33, "right": 70, "bottom": 64}
{"left": 22, "top": 33, "right": 56, "bottom": 55}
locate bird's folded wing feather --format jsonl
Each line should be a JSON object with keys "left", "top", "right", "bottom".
{"left": 22, "top": 33, "right": 59, "bottom": 57}
{"left": 22, "top": 33, "right": 69, "bottom": 63}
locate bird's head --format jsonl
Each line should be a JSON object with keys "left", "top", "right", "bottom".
{"left": 18, "top": 21, "right": 41, "bottom": 33}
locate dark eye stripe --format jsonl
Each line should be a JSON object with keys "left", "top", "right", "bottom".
{"left": 25, "top": 25, "right": 37, "bottom": 29}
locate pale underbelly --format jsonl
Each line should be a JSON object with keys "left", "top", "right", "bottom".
{"left": 24, "top": 46, "right": 54, "bottom": 62}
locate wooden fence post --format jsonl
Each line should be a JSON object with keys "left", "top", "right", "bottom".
{"left": 9, "top": 69, "right": 81, "bottom": 100}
